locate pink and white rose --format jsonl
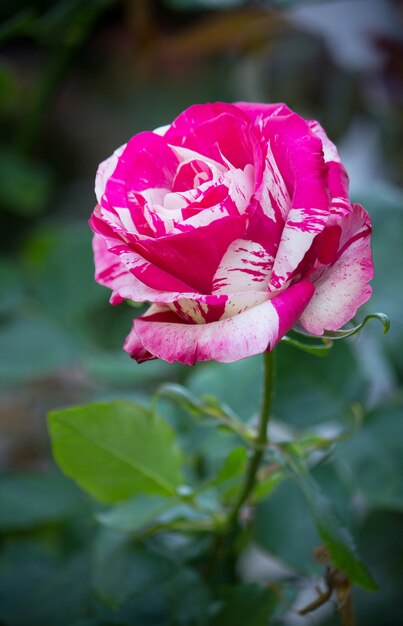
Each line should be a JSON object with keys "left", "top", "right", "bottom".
{"left": 90, "top": 102, "right": 373, "bottom": 365}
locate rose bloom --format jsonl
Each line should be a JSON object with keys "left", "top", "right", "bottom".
{"left": 90, "top": 102, "right": 373, "bottom": 365}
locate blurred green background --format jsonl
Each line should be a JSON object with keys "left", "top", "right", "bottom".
{"left": 0, "top": 1, "right": 402, "bottom": 625}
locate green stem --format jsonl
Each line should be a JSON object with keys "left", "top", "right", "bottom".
{"left": 227, "top": 349, "right": 275, "bottom": 528}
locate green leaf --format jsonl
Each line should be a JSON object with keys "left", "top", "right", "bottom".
{"left": 0, "top": 472, "right": 84, "bottom": 531}
{"left": 212, "top": 447, "right": 248, "bottom": 485}
{"left": 336, "top": 402, "right": 403, "bottom": 511}
{"left": 277, "top": 444, "right": 377, "bottom": 590}
{"left": 0, "top": 547, "right": 91, "bottom": 626}
{"left": 97, "top": 494, "right": 212, "bottom": 535}
{"left": 157, "top": 383, "right": 252, "bottom": 440}
{"left": 161, "top": 567, "right": 211, "bottom": 626}
{"left": 48, "top": 400, "right": 184, "bottom": 503}
{"left": 295, "top": 312, "right": 390, "bottom": 341}
{"left": 281, "top": 335, "right": 333, "bottom": 357}
{"left": 253, "top": 466, "right": 286, "bottom": 502}
{"left": 210, "top": 583, "right": 277, "bottom": 626}
{"left": 92, "top": 530, "right": 174, "bottom": 609}
{"left": 157, "top": 383, "right": 205, "bottom": 416}
{"left": 97, "top": 494, "right": 176, "bottom": 533}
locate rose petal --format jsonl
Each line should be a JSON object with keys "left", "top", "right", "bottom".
{"left": 125, "top": 281, "right": 315, "bottom": 365}
{"left": 166, "top": 104, "right": 264, "bottom": 185}
{"left": 300, "top": 204, "right": 373, "bottom": 334}
{"left": 212, "top": 238, "right": 273, "bottom": 294}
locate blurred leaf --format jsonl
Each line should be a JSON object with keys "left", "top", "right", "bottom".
{"left": 212, "top": 447, "right": 247, "bottom": 485}
{"left": 255, "top": 478, "right": 319, "bottom": 571}
{"left": 97, "top": 493, "right": 212, "bottom": 534}
{"left": 0, "top": 548, "right": 91, "bottom": 626}
{"left": 23, "top": 222, "right": 105, "bottom": 326}
{"left": 336, "top": 401, "right": 403, "bottom": 511}
{"left": 0, "top": 149, "right": 53, "bottom": 216}
{"left": 253, "top": 465, "right": 286, "bottom": 502}
{"left": 161, "top": 567, "right": 211, "bottom": 626}
{"left": 189, "top": 343, "right": 366, "bottom": 427}
{"left": 157, "top": 382, "right": 206, "bottom": 416}
{"left": 48, "top": 400, "right": 184, "bottom": 503}
{"left": 0, "top": 314, "right": 79, "bottom": 385}
{"left": 95, "top": 495, "right": 173, "bottom": 533}
{"left": 157, "top": 383, "right": 252, "bottom": 441}
{"left": 0, "top": 472, "right": 84, "bottom": 531}
{"left": 360, "top": 185, "right": 403, "bottom": 369}
{"left": 210, "top": 583, "right": 277, "bottom": 626}
{"left": 92, "top": 529, "right": 174, "bottom": 609}
{"left": 278, "top": 443, "right": 377, "bottom": 590}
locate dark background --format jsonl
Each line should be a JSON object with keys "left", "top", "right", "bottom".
{"left": 0, "top": 1, "right": 402, "bottom": 625}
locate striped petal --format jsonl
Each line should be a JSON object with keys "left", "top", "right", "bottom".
{"left": 124, "top": 281, "right": 315, "bottom": 365}
{"left": 300, "top": 204, "right": 373, "bottom": 334}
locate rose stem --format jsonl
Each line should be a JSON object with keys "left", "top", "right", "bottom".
{"left": 204, "top": 349, "right": 275, "bottom": 584}
{"left": 226, "top": 348, "right": 276, "bottom": 529}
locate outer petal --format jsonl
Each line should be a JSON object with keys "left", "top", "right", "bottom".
{"left": 124, "top": 281, "right": 315, "bottom": 365}
{"left": 300, "top": 204, "right": 373, "bottom": 334}
{"left": 308, "top": 120, "right": 351, "bottom": 219}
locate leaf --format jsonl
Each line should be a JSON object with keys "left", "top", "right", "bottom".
{"left": 97, "top": 494, "right": 212, "bottom": 535}
{"left": 295, "top": 312, "right": 390, "bottom": 340}
{"left": 253, "top": 466, "right": 286, "bottom": 502}
{"left": 157, "top": 383, "right": 205, "bottom": 416}
{"left": 336, "top": 401, "right": 403, "bottom": 511}
{"left": 277, "top": 443, "right": 377, "bottom": 590}
{"left": 0, "top": 548, "right": 92, "bottom": 626}
{"left": 161, "top": 567, "right": 211, "bottom": 626}
{"left": 281, "top": 335, "right": 333, "bottom": 357}
{"left": 0, "top": 472, "right": 84, "bottom": 531}
{"left": 210, "top": 583, "right": 277, "bottom": 626}
{"left": 213, "top": 447, "right": 248, "bottom": 485}
{"left": 97, "top": 494, "right": 175, "bottom": 533}
{"left": 48, "top": 400, "right": 184, "bottom": 503}
{"left": 92, "top": 530, "right": 174, "bottom": 609}
{"left": 157, "top": 383, "right": 252, "bottom": 440}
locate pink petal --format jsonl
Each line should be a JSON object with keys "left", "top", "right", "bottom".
{"left": 165, "top": 104, "right": 264, "bottom": 186}
{"left": 246, "top": 142, "right": 291, "bottom": 257}
{"left": 300, "top": 204, "right": 373, "bottom": 335}
{"left": 258, "top": 115, "right": 331, "bottom": 290}
{"left": 132, "top": 213, "right": 247, "bottom": 294}
{"left": 308, "top": 120, "right": 351, "bottom": 218}
{"left": 235, "top": 101, "right": 294, "bottom": 120}
{"left": 124, "top": 281, "right": 315, "bottom": 365}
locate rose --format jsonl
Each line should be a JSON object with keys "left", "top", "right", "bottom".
{"left": 90, "top": 102, "right": 373, "bottom": 365}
